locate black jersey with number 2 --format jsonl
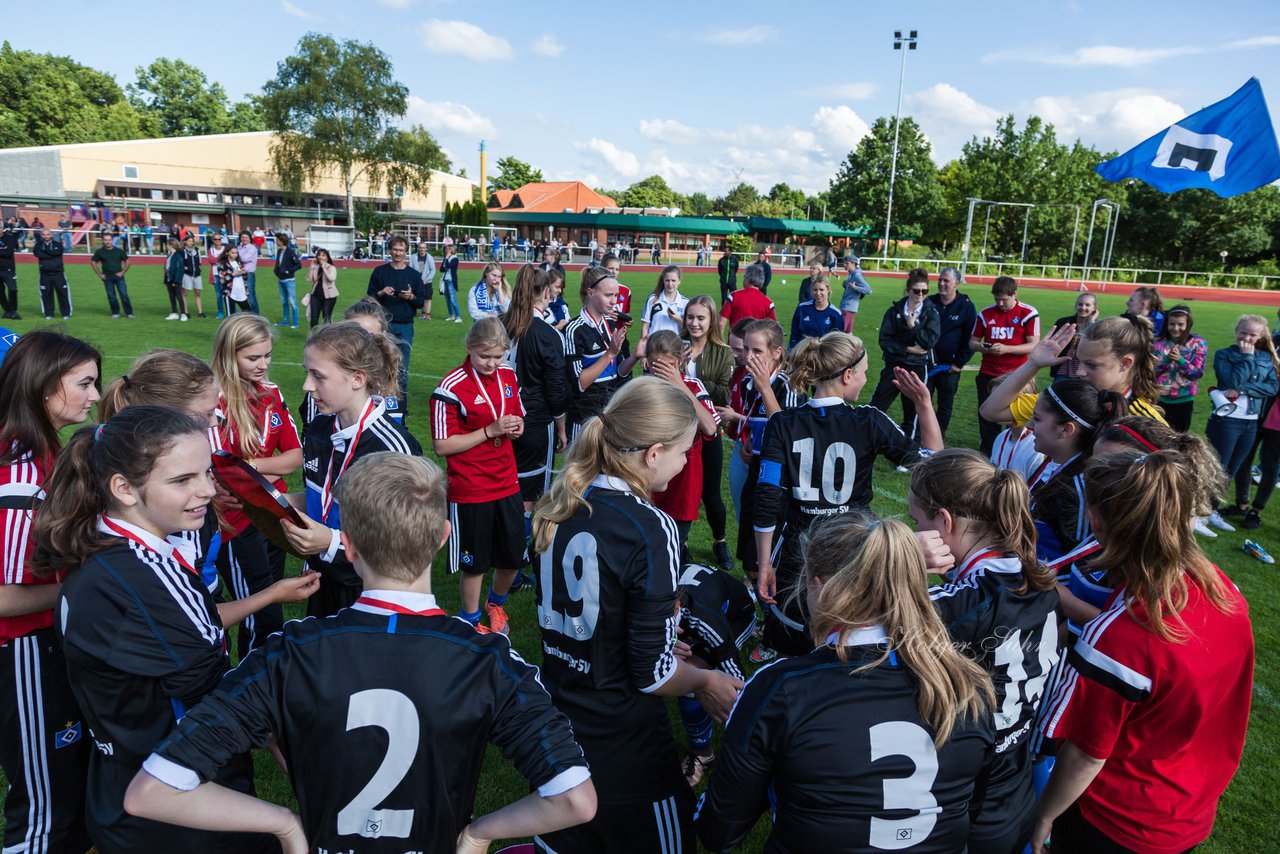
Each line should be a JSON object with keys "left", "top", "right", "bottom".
{"left": 696, "top": 632, "right": 995, "bottom": 853}
{"left": 148, "top": 596, "right": 589, "bottom": 853}
{"left": 535, "top": 474, "right": 683, "bottom": 804}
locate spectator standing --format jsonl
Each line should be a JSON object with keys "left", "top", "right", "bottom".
{"left": 787, "top": 275, "right": 842, "bottom": 349}
{"left": 163, "top": 238, "right": 187, "bottom": 320}
{"left": 180, "top": 234, "right": 205, "bottom": 317}
{"left": 90, "top": 233, "right": 134, "bottom": 318}
{"left": 468, "top": 263, "right": 511, "bottom": 322}
{"left": 870, "top": 269, "right": 941, "bottom": 436}
{"left": 33, "top": 227, "right": 72, "bottom": 319}
{"left": 0, "top": 221, "right": 19, "bottom": 319}
{"left": 236, "top": 231, "right": 260, "bottom": 313}
{"left": 755, "top": 251, "right": 772, "bottom": 295}
{"left": 796, "top": 261, "right": 823, "bottom": 303}
{"left": 969, "top": 276, "right": 1040, "bottom": 455}
{"left": 1126, "top": 286, "right": 1165, "bottom": 337}
{"left": 639, "top": 265, "right": 689, "bottom": 338}
{"left": 438, "top": 243, "right": 462, "bottom": 323}
{"left": 651, "top": 241, "right": 662, "bottom": 265}
{"left": 719, "top": 263, "right": 776, "bottom": 336}
{"left": 926, "top": 265, "right": 977, "bottom": 438}
{"left": 838, "top": 254, "right": 872, "bottom": 332}
{"left": 366, "top": 234, "right": 425, "bottom": 412}
{"left": 717, "top": 245, "right": 739, "bottom": 304}
{"left": 408, "top": 241, "right": 437, "bottom": 320}
{"left": 217, "top": 245, "right": 251, "bottom": 314}
{"left": 304, "top": 248, "right": 339, "bottom": 328}
{"left": 273, "top": 232, "right": 303, "bottom": 328}
{"left": 57, "top": 214, "right": 72, "bottom": 250}
{"left": 1153, "top": 305, "right": 1206, "bottom": 432}
{"left": 541, "top": 247, "right": 567, "bottom": 281}
{"left": 207, "top": 233, "right": 227, "bottom": 318}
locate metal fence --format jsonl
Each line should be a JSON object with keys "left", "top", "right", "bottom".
{"left": 857, "top": 256, "right": 1280, "bottom": 291}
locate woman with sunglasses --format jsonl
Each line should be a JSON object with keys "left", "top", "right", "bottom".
{"left": 868, "top": 269, "right": 941, "bottom": 438}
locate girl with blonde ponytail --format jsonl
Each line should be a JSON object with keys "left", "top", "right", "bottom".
{"left": 909, "top": 448, "right": 1060, "bottom": 854}
{"left": 696, "top": 512, "right": 995, "bottom": 853}
{"left": 532, "top": 377, "right": 744, "bottom": 853}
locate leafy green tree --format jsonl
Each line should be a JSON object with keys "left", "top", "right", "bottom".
{"left": 617, "top": 175, "right": 684, "bottom": 209}
{"left": 0, "top": 42, "right": 154, "bottom": 146}
{"left": 128, "top": 59, "right": 234, "bottom": 137}
{"left": 261, "top": 33, "right": 449, "bottom": 226}
{"left": 488, "top": 156, "right": 543, "bottom": 192}
{"left": 225, "top": 95, "right": 268, "bottom": 133}
{"left": 768, "top": 183, "right": 808, "bottom": 218}
{"left": 1115, "top": 183, "right": 1280, "bottom": 269}
{"left": 828, "top": 116, "right": 942, "bottom": 243}
{"left": 719, "top": 182, "right": 762, "bottom": 215}
{"left": 685, "top": 192, "right": 714, "bottom": 216}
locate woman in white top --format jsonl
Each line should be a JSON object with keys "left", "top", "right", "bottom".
{"left": 640, "top": 265, "right": 689, "bottom": 338}
{"left": 468, "top": 262, "right": 511, "bottom": 322}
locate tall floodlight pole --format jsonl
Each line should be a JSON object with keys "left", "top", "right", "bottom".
{"left": 883, "top": 29, "right": 917, "bottom": 261}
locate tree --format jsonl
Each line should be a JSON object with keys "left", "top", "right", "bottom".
{"left": 261, "top": 33, "right": 448, "bottom": 226}
{"left": 616, "top": 175, "right": 683, "bottom": 209}
{"left": 685, "top": 192, "right": 714, "bottom": 216}
{"left": 0, "top": 42, "right": 154, "bottom": 147}
{"left": 1115, "top": 183, "right": 1280, "bottom": 269}
{"left": 128, "top": 59, "right": 234, "bottom": 137}
{"left": 225, "top": 95, "right": 268, "bottom": 133}
{"left": 488, "top": 156, "right": 543, "bottom": 192}
{"left": 768, "top": 183, "right": 808, "bottom": 218}
{"left": 719, "top": 182, "right": 762, "bottom": 215}
{"left": 828, "top": 116, "right": 943, "bottom": 245}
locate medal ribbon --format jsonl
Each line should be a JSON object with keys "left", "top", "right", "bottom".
{"left": 99, "top": 516, "right": 198, "bottom": 578}
{"left": 321, "top": 399, "right": 377, "bottom": 520}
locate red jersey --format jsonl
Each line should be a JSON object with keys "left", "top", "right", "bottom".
{"left": 720, "top": 286, "right": 776, "bottom": 329}
{"left": 972, "top": 300, "right": 1040, "bottom": 376}
{"left": 616, "top": 284, "right": 632, "bottom": 315}
{"left": 214, "top": 382, "right": 302, "bottom": 536}
{"left": 431, "top": 361, "right": 523, "bottom": 503}
{"left": 1040, "top": 568, "right": 1253, "bottom": 854}
{"left": 652, "top": 378, "right": 719, "bottom": 521}
{"left": 0, "top": 446, "right": 57, "bottom": 645}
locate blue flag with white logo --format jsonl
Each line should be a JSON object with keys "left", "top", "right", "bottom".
{"left": 1095, "top": 77, "right": 1280, "bottom": 198}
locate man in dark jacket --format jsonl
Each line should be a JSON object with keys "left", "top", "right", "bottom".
{"left": 366, "top": 234, "right": 425, "bottom": 414}
{"left": 34, "top": 227, "right": 72, "bottom": 319}
{"left": 0, "top": 221, "right": 19, "bottom": 319}
{"left": 870, "top": 267, "right": 940, "bottom": 437}
{"left": 925, "top": 265, "right": 976, "bottom": 438}
{"left": 756, "top": 251, "right": 772, "bottom": 295}
{"left": 717, "top": 246, "right": 739, "bottom": 304}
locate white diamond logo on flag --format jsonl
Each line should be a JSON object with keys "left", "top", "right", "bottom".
{"left": 1153, "top": 125, "right": 1232, "bottom": 181}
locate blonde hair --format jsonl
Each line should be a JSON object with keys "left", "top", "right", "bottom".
{"left": 533, "top": 377, "right": 697, "bottom": 553}
{"left": 909, "top": 449, "right": 1054, "bottom": 593}
{"left": 1085, "top": 450, "right": 1238, "bottom": 640}
{"left": 467, "top": 316, "right": 513, "bottom": 352}
{"left": 98, "top": 349, "right": 215, "bottom": 422}
{"left": 788, "top": 331, "right": 865, "bottom": 391}
{"left": 334, "top": 453, "right": 448, "bottom": 582}
{"left": 343, "top": 297, "right": 389, "bottom": 331}
{"left": 646, "top": 330, "right": 683, "bottom": 361}
{"left": 1237, "top": 314, "right": 1280, "bottom": 375}
{"left": 212, "top": 313, "right": 275, "bottom": 458}
{"left": 480, "top": 262, "right": 511, "bottom": 305}
{"left": 681, "top": 295, "right": 724, "bottom": 347}
{"left": 803, "top": 513, "right": 994, "bottom": 745}
{"left": 304, "top": 322, "right": 402, "bottom": 398}
{"left": 1096, "top": 416, "right": 1226, "bottom": 518}
{"left": 1081, "top": 315, "right": 1159, "bottom": 403}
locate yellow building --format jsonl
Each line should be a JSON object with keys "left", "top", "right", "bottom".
{"left": 0, "top": 130, "right": 474, "bottom": 234}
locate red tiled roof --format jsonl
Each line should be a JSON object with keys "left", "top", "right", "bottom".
{"left": 489, "top": 182, "right": 616, "bottom": 212}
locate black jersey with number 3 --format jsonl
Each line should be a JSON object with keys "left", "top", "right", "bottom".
{"left": 535, "top": 474, "right": 683, "bottom": 803}
{"left": 148, "top": 595, "right": 589, "bottom": 853}
{"left": 755, "top": 398, "right": 924, "bottom": 568}
{"left": 695, "top": 633, "right": 995, "bottom": 853}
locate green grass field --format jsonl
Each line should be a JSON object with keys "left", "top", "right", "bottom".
{"left": 1, "top": 261, "right": 1275, "bottom": 852}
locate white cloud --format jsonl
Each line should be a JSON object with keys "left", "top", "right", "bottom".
{"left": 531, "top": 34, "right": 565, "bottom": 57}
{"left": 377, "top": 0, "right": 411, "bottom": 7}
{"left": 406, "top": 96, "right": 497, "bottom": 137}
{"left": 805, "top": 82, "right": 877, "bottom": 101}
{"left": 574, "top": 138, "right": 640, "bottom": 178}
{"left": 810, "top": 106, "right": 871, "bottom": 154}
{"left": 701, "top": 25, "right": 778, "bottom": 46}
{"left": 420, "top": 19, "right": 515, "bottom": 62}
{"left": 1025, "top": 89, "right": 1185, "bottom": 151}
{"left": 280, "top": 0, "right": 316, "bottom": 20}
{"left": 983, "top": 44, "right": 1200, "bottom": 67}
{"left": 637, "top": 119, "right": 701, "bottom": 145}
{"left": 1227, "top": 35, "right": 1280, "bottom": 48}
{"left": 644, "top": 152, "right": 693, "bottom": 182}
{"left": 910, "top": 84, "right": 1002, "bottom": 129}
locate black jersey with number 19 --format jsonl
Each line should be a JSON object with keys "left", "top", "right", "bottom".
{"left": 535, "top": 474, "right": 683, "bottom": 803}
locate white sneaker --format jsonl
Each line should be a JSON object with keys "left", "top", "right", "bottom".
{"left": 1206, "top": 512, "right": 1236, "bottom": 532}
{"left": 453, "top": 316, "right": 462, "bottom": 323}
{"left": 895, "top": 465, "right": 910, "bottom": 473}
{"left": 180, "top": 313, "right": 189, "bottom": 322}
{"left": 1193, "top": 517, "right": 1218, "bottom": 538}
{"left": 165, "top": 312, "right": 179, "bottom": 320}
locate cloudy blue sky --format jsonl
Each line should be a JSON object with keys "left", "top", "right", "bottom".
{"left": 12, "top": 0, "right": 1280, "bottom": 194}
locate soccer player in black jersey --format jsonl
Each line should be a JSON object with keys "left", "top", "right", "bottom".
{"left": 532, "top": 378, "right": 743, "bottom": 854}
{"left": 674, "top": 563, "right": 756, "bottom": 787}
{"left": 504, "top": 265, "right": 570, "bottom": 512}
{"left": 124, "top": 453, "right": 597, "bottom": 853}
{"left": 282, "top": 323, "right": 422, "bottom": 617}
{"left": 909, "top": 449, "right": 1062, "bottom": 854}
{"left": 33, "top": 407, "right": 278, "bottom": 854}
{"left": 696, "top": 512, "right": 996, "bottom": 853}
{"left": 755, "top": 331, "right": 942, "bottom": 657}
{"left": 563, "top": 266, "right": 644, "bottom": 442}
